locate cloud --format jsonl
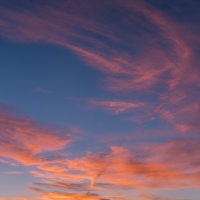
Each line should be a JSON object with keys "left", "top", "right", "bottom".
{"left": 33, "top": 182, "right": 92, "bottom": 191}
{"left": 0, "top": 103, "right": 75, "bottom": 165}
{"left": 31, "top": 187, "right": 131, "bottom": 200}
{"left": 0, "top": 0, "right": 199, "bottom": 128}
{"left": 89, "top": 99, "right": 145, "bottom": 114}
{"left": 0, "top": 158, "right": 18, "bottom": 166}
{"left": 4, "top": 171, "right": 22, "bottom": 175}
{"left": 0, "top": 104, "right": 198, "bottom": 199}
{"left": 22, "top": 137, "right": 200, "bottom": 199}
{"left": 36, "top": 88, "right": 52, "bottom": 94}
{"left": 0, "top": 0, "right": 198, "bottom": 94}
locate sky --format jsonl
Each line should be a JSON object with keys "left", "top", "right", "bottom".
{"left": 0, "top": 0, "right": 200, "bottom": 199}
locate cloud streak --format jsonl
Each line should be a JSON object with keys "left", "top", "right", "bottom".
{"left": 0, "top": 103, "right": 74, "bottom": 166}
{"left": 27, "top": 138, "right": 200, "bottom": 199}
{"left": 0, "top": 0, "right": 198, "bottom": 93}
{"left": 90, "top": 99, "right": 145, "bottom": 114}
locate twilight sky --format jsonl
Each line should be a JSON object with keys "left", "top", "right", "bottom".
{"left": 0, "top": 0, "right": 200, "bottom": 199}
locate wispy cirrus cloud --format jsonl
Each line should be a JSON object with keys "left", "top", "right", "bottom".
{"left": 27, "top": 138, "right": 200, "bottom": 199}
{"left": 0, "top": 0, "right": 199, "bottom": 93}
{"left": 62, "top": 142, "right": 198, "bottom": 190}
{"left": 31, "top": 188, "right": 132, "bottom": 200}
{"left": 0, "top": 0, "right": 199, "bottom": 119}
{"left": 36, "top": 88, "right": 52, "bottom": 94}
{"left": 0, "top": 103, "right": 198, "bottom": 199}
{"left": 89, "top": 99, "right": 145, "bottom": 114}
{"left": 0, "top": 103, "right": 75, "bottom": 166}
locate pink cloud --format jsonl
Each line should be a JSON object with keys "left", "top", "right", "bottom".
{"left": 4, "top": 171, "right": 22, "bottom": 175}
{"left": 36, "top": 88, "right": 52, "bottom": 94}
{"left": 0, "top": 0, "right": 197, "bottom": 132}
{"left": 0, "top": 103, "right": 75, "bottom": 165}
{"left": 0, "top": 0, "right": 198, "bottom": 94}
{"left": 66, "top": 139, "right": 200, "bottom": 190}
{"left": 31, "top": 188, "right": 131, "bottom": 200}
{"left": 28, "top": 138, "right": 200, "bottom": 199}
{"left": 90, "top": 99, "right": 145, "bottom": 114}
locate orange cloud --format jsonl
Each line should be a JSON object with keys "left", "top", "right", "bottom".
{"left": 31, "top": 187, "right": 131, "bottom": 200}
{"left": 0, "top": 103, "right": 74, "bottom": 165}
{"left": 26, "top": 138, "right": 200, "bottom": 199}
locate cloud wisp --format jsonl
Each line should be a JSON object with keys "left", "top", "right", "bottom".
{"left": 0, "top": 0, "right": 199, "bottom": 93}
{"left": 27, "top": 138, "right": 200, "bottom": 199}
{"left": 0, "top": 103, "right": 75, "bottom": 166}
{"left": 89, "top": 99, "right": 145, "bottom": 114}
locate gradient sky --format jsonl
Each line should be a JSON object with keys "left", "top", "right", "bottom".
{"left": 0, "top": 0, "right": 200, "bottom": 199}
